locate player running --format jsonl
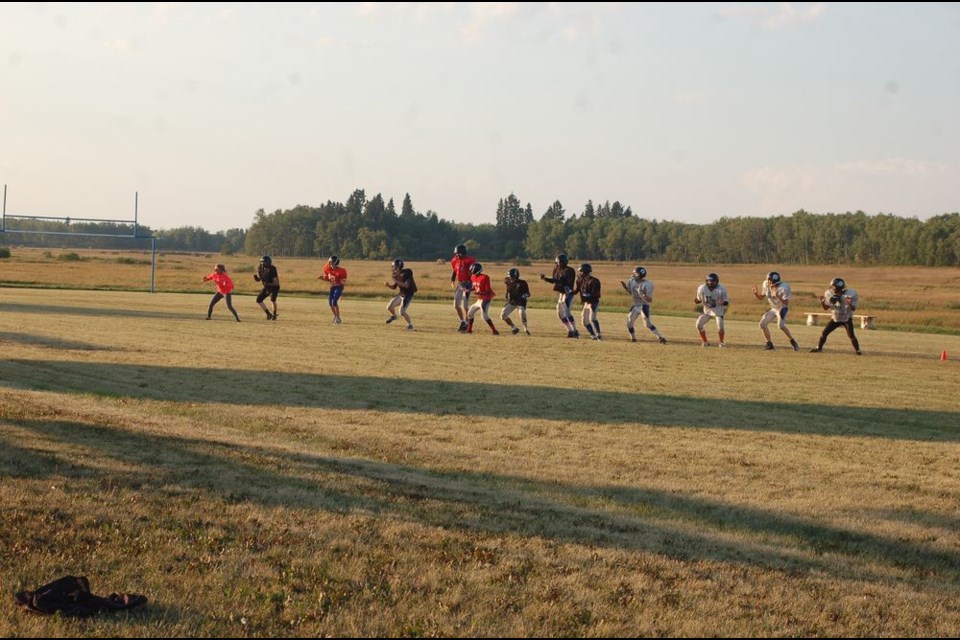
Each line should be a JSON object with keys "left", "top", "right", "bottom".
{"left": 465, "top": 263, "right": 499, "bottom": 335}
{"left": 501, "top": 268, "right": 531, "bottom": 335}
{"left": 385, "top": 258, "right": 417, "bottom": 331}
{"left": 319, "top": 255, "right": 347, "bottom": 324}
{"left": 254, "top": 255, "right": 280, "bottom": 320}
{"left": 620, "top": 266, "right": 667, "bottom": 344}
{"left": 451, "top": 243, "right": 476, "bottom": 332}
{"left": 810, "top": 278, "right": 862, "bottom": 355}
{"left": 202, "top": 264, "right": 241, "bottom": 322}
{"left": 574, "top": 263, "right": 602, "bottom": 340}
{"left": 752, "top": 271, "right": 799, "bottom": 351}
{"left": 539, "top": 253, "right": 579, "bottom": 338}
{"left": 695, "top": 272, "right": 730, "bottom": 347}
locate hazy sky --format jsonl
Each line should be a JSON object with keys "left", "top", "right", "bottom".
{"left": 2, "top": 2, "right": 958, "bottom": 232}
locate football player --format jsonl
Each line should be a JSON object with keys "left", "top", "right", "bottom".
{"left": 539, "top": 254, "right": 579, "bottom": 338}
{"left": 319, "top": 255, "right": 347, "bottom": 324}
{"left": 620, "top": 266, "right": 667, "bottom": 344}
{"left": 451, "top": 244, "right": 476, "bottom": 332}
{"left": 695, "top": 273, "right": 729, "bottom": 347}
{"left": 752, "top": 271, "right": 799, "bottom": 351}
{"left": 501, "top": 268, "right": 531, "bottom": 335}
{"left": 810, "top": 278, "right": 862, "bottom": 355}
{"left": 385, "top": 258, "right": 417, "bottom": 330}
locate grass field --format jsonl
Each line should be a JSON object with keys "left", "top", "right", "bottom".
{"left": 2, "top": 246, "right": 960, "bottom": 332}
{"left": 1, "top": 255, "right": 960, "bottom": 636}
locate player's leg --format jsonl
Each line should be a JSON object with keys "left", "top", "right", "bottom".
{"left": 207, "top": 292, "right": 223, "bottom": 319}
{"left": 257, "top": 290, "right": 273, "bottom": 319}
{"left": 777, "top": 308, "right": 799, "bottom": 350}
{"left": 759, "top": 309, "right": 775, "bottom": 349}
{"left": 696, "top": 313, "right": 711, "bottom": 346}
{"left": 843, "top": 319, "right": 861, "bottom": 354}
{"left": 224, "top": 293, "right": 240, "bottom": 322}
{"left": 641, "top": 305, "right": 666, "bottom": 343}
{"left": 400, "top": 293, "right": 415, "bottom": 329}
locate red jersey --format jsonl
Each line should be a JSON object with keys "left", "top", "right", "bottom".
{"left": 451, "top": 255, "right": 476, "bottom": 282}
{"left": 204, "top": 271, "right": 234, "bottom": 295}
{"left": 323, "top": 264, "right": 348, "bottom": 287}
{"left": 470, "top": 273, "right": 494, "bottom": 301}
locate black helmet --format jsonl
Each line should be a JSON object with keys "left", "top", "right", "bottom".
{"left": 470, "top": 262, "right": 483, "bottom": 275}
{"left": 328, "top": 255, "right": 340, "bottom": 267}
{"left": 507, "top": 268, "right": 520, "bottom": 281}
{"left": 706, "top": 273, "right": 719, "bottom": 288}
{"left": 260, "top": 255, "right": 272, "bottom": 266}
{"left": 767, "top": 271, "right": 781, "bottom": 285}
{"left": 392, "top": 258, "right": 404, "bottom": 271}
{"left": 454, "top": 244, "right": 468, "bottom": 257}
{"left": 578, "top": 263, "right": 592, "bottom": 275}
{"left": 830, "top": 277, "right": 846, "bottom": 294}
{"left": 633, "top": 266, "right": 647, "bottom": 279}
{"left": 556, "top": 253, "right": 569, "bottom": 267}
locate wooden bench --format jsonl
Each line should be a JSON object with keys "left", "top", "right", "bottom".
{"left": 805, "top": 313, "right": 877, "bottom": 330}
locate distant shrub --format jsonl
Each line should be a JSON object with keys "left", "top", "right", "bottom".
{"left": 0, "top": 246, "right": 10, "bottom": 259}
{"left": 57, "top": 252, "right": 82, "bottom": 262}
{"left": 116, "top": 257, "right": 150, "bottom": 265}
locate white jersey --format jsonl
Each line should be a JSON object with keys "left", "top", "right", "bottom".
{"left": 762, "top": 281, "right": 791, "bottom": 311}
{"left": 696, "top": 283, "right": 729, "bottom": 317}
{"left": 626, "top": 277, "right": 653, "bottom": 306}
{"left": 824, "top": 287, "right": 859, "bottom": 323}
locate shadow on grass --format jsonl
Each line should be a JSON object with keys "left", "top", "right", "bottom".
{"left": 0, "top": 302, "right": 189, "bottom": 321}
{"left": 2, "top": 359, "right": 958, "bottom": 442}
{"left": 0, "top": 331, "right": 120, "bottom": 351}
{"left": 3, "top": 415, "right": 958, "bottom": 587}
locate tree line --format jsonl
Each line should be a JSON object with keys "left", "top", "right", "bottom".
{"left": 3, "top": 188, "right": 959, "bottom": 266}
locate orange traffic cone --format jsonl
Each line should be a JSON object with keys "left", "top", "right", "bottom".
{"left": 941, "top": 351, "right": 948, "bottom": 361}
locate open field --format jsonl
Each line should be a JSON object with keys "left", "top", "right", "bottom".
{"left": 2, "top": 246, "right": 960, "bottom": 332}
{"left": 1, "top": 284, "right": 959, "bottom": 636}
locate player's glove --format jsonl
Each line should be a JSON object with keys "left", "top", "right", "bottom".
{"left": 253, "top": 274, "right": 260, "bottom": 282}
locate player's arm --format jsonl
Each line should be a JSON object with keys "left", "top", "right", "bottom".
{"left": 751, "top": 286, "right": 763, "bottom": 300}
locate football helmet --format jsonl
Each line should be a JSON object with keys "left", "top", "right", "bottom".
{"left": 470, "top": 262, "right": 483, "bottom": 275}
{"left": 454, "top": 244, "right": 468, "bottom": 257}
{"left": 391, "top": 258, "right": 404, "bottom": 271}
{"left": 556, "top": 254, "right": 569, "bottom": 267}
{"left": 260, "top": 255, "right": 272, "bottom": 266}
{"left": 328, "top": 255, "right": 340, "bottom": 267}
{"left": 830, "top": 277, "right": 846, "bottom": 294}
{"left": 633, "top": 266, "right": 647, "bottom": 279}
{"left": 507, "top": 268, "right": 520, "bottom": 281}
{"left": 705, "top": 273, "right": 719, "bottom": 289}
{"left": 578, "top": 263, "right": 592, "bottom": 275}
{"left": 767, "top": 271, "right": 781, "bottom": 285}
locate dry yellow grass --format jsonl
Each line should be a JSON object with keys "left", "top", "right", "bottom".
{"left": 0, "top": 278, "right": 959, "bottom": 636}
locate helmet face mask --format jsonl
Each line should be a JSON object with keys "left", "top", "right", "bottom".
{"left": 767, "top": 271, "right": 781, "bottom": 285}
{"left": 470, "top": 263, "right": 483, "bottom": 276}
{"left": 706, "top": 273, "right": 719, "bottom": 289}
{"left": 507, "top": 268, "right": 519, "bottom": 281}
{"left": 556, "top": 254, "right": 568, "bottom": 267}
{"left": 634, "top": 266, "right": 646, "bottom": 279}
{"left": 454, "top": 244, "right": 467, "bottom": 257}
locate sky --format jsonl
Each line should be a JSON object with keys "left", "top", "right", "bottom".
{"left": 1, "top": 2, "right": 958, "bottom": 232}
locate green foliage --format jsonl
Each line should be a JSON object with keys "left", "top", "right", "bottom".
{"left": 56, "top": 252, "right": 83, "bottom": 261}
{"left": 0, "top": 246, "right": 10, "bottom": 259}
